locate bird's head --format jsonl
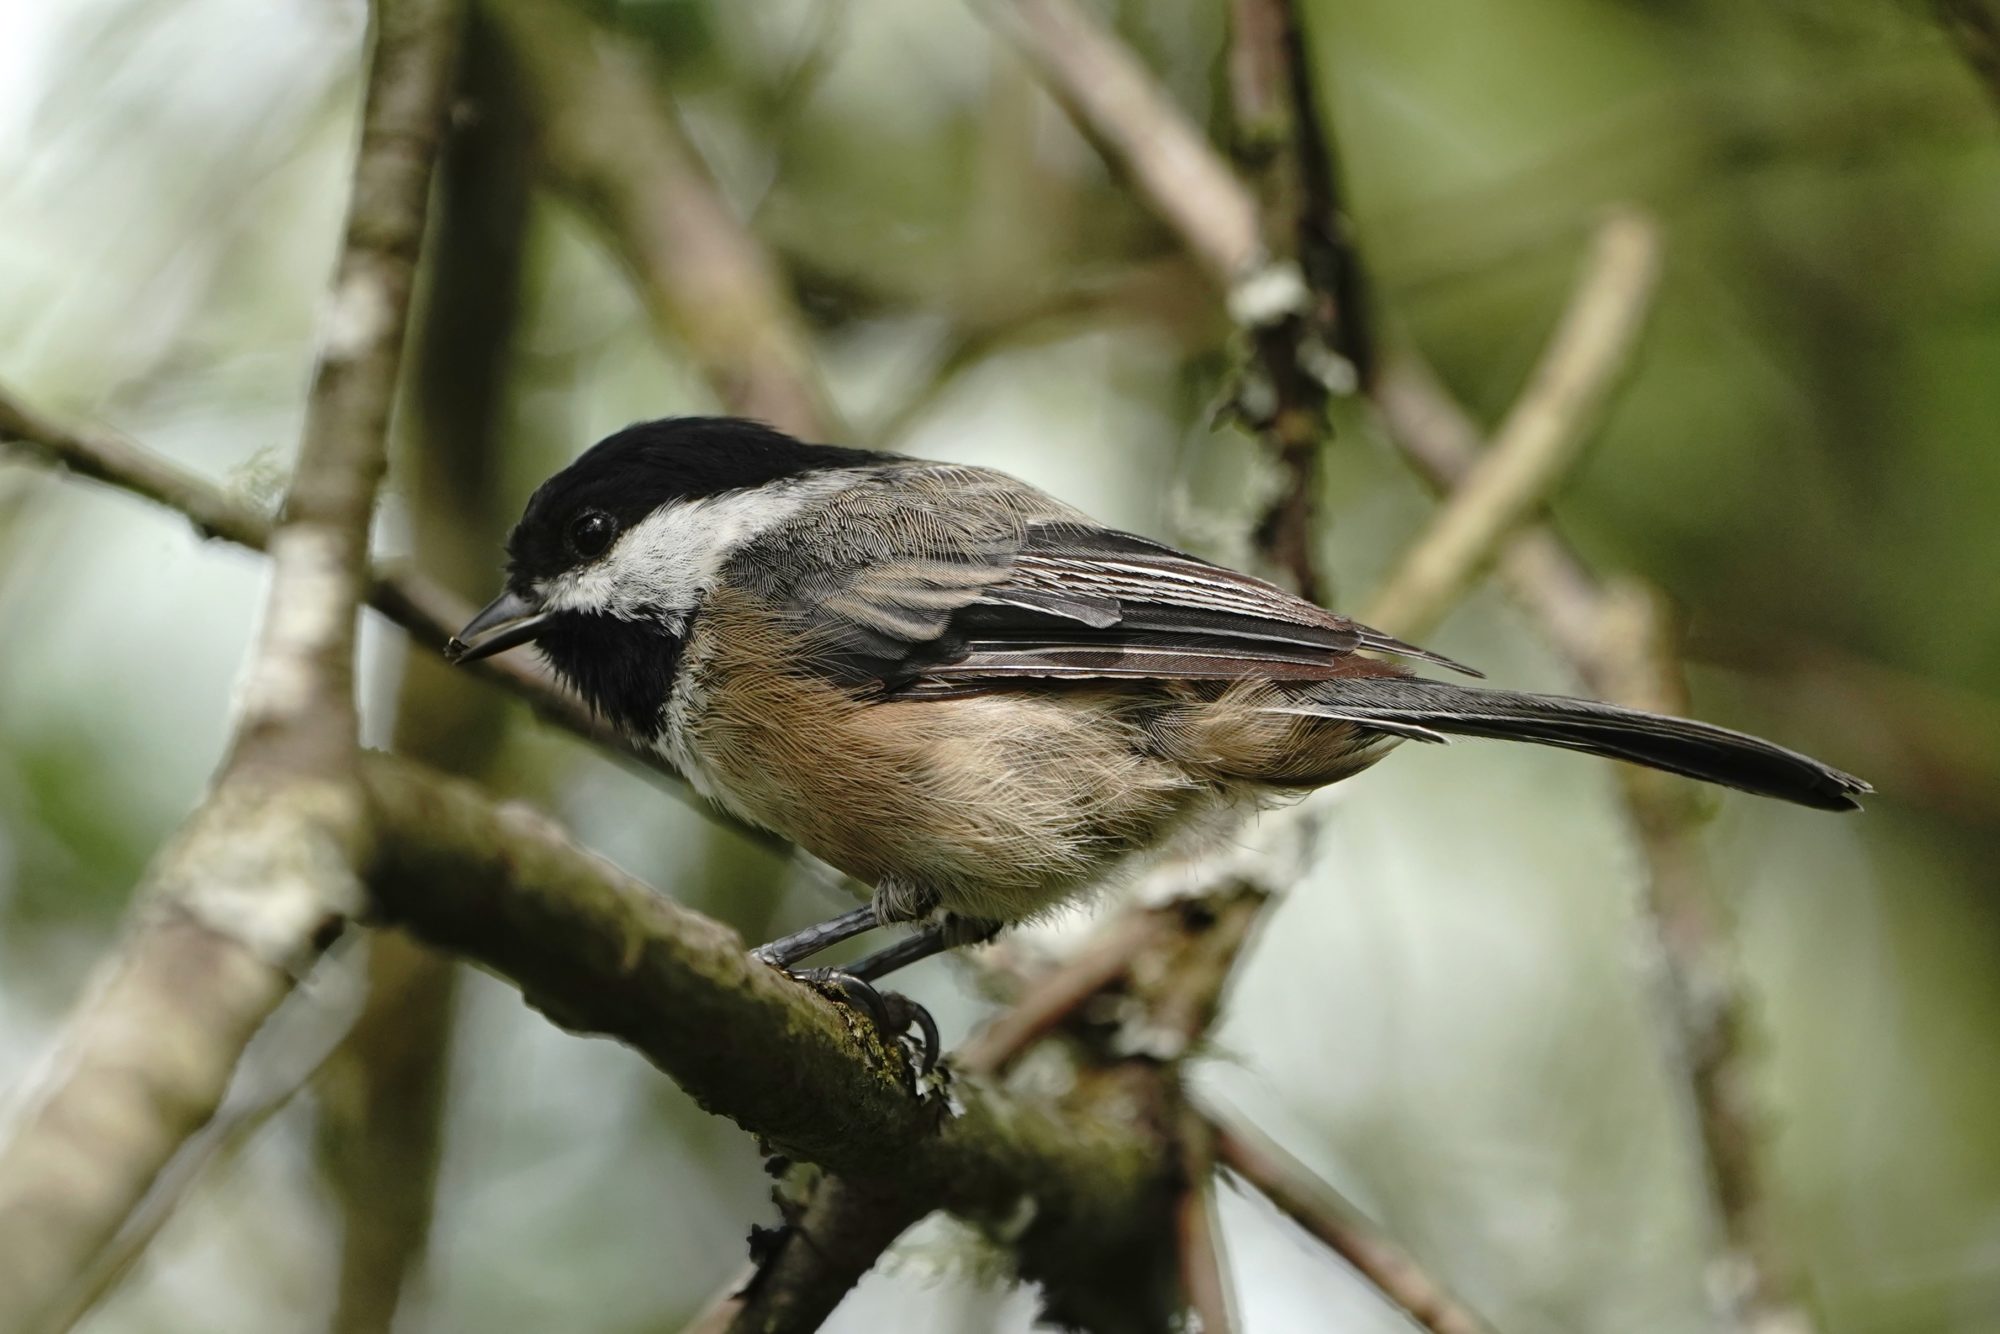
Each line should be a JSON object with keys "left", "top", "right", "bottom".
{"left": 447, "top": 416, "right": 874, "bottom": 737}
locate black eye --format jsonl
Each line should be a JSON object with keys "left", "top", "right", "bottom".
{"left": 568, "top": 509, "right": 617, "bottom": 559}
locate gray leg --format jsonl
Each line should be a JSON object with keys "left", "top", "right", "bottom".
{"left": 751, "top": 904, "right": 879, "bottom": 969}
{"left": 844, "top": 915, "right": 1001, "bottom": 980}
{"left": 843, "top": 927, "right": 950, "bottom": 982}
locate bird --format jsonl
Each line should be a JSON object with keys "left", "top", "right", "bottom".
{"left": 448, "top": 417, "right": 1868, "bottom": 1054}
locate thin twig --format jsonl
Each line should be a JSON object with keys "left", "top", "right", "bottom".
{"left": 1372, "top": 353, "right": 1818, "bottom": 1334}
{"left": 1227, "top": 0, "right": 1374, "bottom": 597}
{"left": 1361, "top": 209, "right": 1662, "bottom": 640}
{"left": 485, "top": 0, "right": 839, "bottom": 440}
{"left": 1176, "top": 1116, "right": 1235, "bottom": 1334}
{"left": 954, "top": 907, "right": 1169, "bottom": 1076}
{"left": 0, "top": 385, "right": 788, "bottom": 851}
{"left": 0, "top": 390, "right": 574, "bottom": 744}
{"left": 1210, "top": 1111, "right": 1495, "bottom": 1334}
{"left": 0, "top": 3, "right": 464, "bottom": 1328}
{"left": 1935, "top": 0, "right": 2000, "bottom": 116}
{"left": 869, "top": 258, "right": 1213, "bottom": 448}
{"left": 1372, "top": 352, "right": 1613, "bottom": 672}
{"left": 977, "top": 0, "right": 1262, "bottom": 289}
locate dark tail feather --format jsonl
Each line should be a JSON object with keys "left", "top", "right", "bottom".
{"left": 1293, "top": 677, "right": 1870, "bottom": 811}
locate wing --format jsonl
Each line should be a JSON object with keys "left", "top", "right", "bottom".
{"left": 732, "top": 463, "right": 1479, "bottom": 693}
{"left": 917, "top": 523, "right": 1480, "bottom": 686}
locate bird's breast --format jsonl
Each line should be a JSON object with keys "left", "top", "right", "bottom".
{"left": 658, "top": 588, "right": 1212, "bottom": 921}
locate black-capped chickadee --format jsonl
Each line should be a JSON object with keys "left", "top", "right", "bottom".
{"left": 449, "top": 418, "right": 1866, "bottom": 1033}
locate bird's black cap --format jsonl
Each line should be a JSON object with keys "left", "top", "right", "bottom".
{"left": 505, "top": 417, "right": 882, "bottom": 586}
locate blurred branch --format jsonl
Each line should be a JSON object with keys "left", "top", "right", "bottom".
{"left": 1210, "top": 1112, "right": 1494, "bottom": 1334}
{"left": 358, "top": 753, "right": 1176, "bottom": 1321}
{"left": 954, "top": 907, "right": 1171, "bottom": 1075}
{"left": 1373, "top": 357, "right": 1817, "bottom": 1334}
{"left": 0, "top": 387, "right": 787, "bottom": 852}
{"left": 484, "top": 0, "right": 839, "bottom": 440}
{"left": 319, "top": 24, "right": 530, "bottom": 1327}
{"left": 0, "top": 395, "right": 270, "bottom": 550}
{"left": 1361, "top": 210, "right": 1662, "bottom": 640}
{"left": 1935, "top": 0, "right": 2000, "bottom": 115}
{"left": 0, "top": 2, "right": 463, "bottom": 1329}
{"left": 872, "top": 257, "right": 1217, "bottom": 447}
{"left": 32, "top": 965, "right": 360, "bottom": 1333}
{"left": 977, "top": 0, "right": 1348, "bottom": 598}
{"left": 975, "top": 0, "right": 1261, "bottom": 289}
{"left": 321, "top": 936, "right": 457, "bottom": 1334}
{"left": 693, "top": 1180, "right": 926, "bottom": 1334}
{"left": 1227, "top": 1, "right": 1372, "bottom": 381}
{"left": 1176, "top": 1116, "right": 1235, "bottom": 1334}
{"left": 1227, "top": 0, "right": 1372, "bottom": 599}
{"left": 1373, "top": 354, "right": 1632, "bottom": 676}
{"left": 976, "top": 3, "right": 1814, "bottom": 1328}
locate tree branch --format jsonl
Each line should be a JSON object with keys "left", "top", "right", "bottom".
{"left": 976, "top": 0, "right": 1262, "bottom": 290}
{"left": 357, "top": 754, "right": 1175, "bottom": 1315}
{"left": 1210, "top": 1112, "right": 1494, "bottom": 1334}
{"left": 1373, "top": 354, "right": 1818, "bottom": 1334}
{"left": 1935, "top": 0, "right": 2000, "bottom": 116}
{"left": 0, "top": 4, "right": 462, "bottom": 1328}
{"left": 954, "top": 907, "right": 1171, "bottom": 1076}
{"left": 970, "top": 5, "right": 1812, "bottom": 1330}
{"left": 1176, "top": 1116, "right": 1235, "bottom": 1334}
{"left": 483, "top": 0, "right": 840, "bottom": 440}
{"left": 1360, "top": 209, "right": 1662, "bottom": 640}
{"left": 320, "top": 23, "right": 529, "bottom": 1327}
{"left": 700, "top": 1179, "right": 926, "bottom": 1334}
{"left": 1227, "top": 0, "right": 1374, "bottom": 598}
{"left": 0, "top": 385, "right": 784, "bottom": 849}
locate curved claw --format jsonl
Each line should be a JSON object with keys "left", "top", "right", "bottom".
{"left": 795, "top": 967, "right": 941, "bottom": 1076}
{"left": 879, "top": 990, "right": 942, "bottom": 1077}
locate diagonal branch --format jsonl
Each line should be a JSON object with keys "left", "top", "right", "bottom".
{"left": 0, "top": 386, "right": 784, "bottom": 851}
{"left": 1360, "top": 209, "right": 1662, "bottom": 640}
{"left": 693, "top": 1179, "right": 926, "bottom": 1334}
{"left": 1935, "top": 0, "right": 2000, "bottom": 116}
{"left": 1373, "top": 360, "right": 1819, "bottom": 1333}
{"left": 1210, "top": 1111, "right": 1494, "bottom": 1334}
{"left": 0, "top": 4, "right": 463, "bottom": 1328}
{"left": 483, "top": 0, "right": 840, "bottom": 441}
{"left": 976, "top": 0, "right": 1262, "bottom": 290}
{"left": 357, "top": 754, "right": 1173, "bottom": 1314}
{"left": 972, "top": 4, "right": 1813, "bottom": 1332}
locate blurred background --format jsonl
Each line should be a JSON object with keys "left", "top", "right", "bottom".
{"left": 1, "top": 1, "right": 1996, "bottom": 1331}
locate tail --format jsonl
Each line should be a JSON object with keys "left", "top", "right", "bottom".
{"left": 1283, "top": 677, "right": 1869, "bottom": 811}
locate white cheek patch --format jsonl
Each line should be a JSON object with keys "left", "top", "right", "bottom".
{"left": 539, "top": 473, "right": 858, "bottom": 626}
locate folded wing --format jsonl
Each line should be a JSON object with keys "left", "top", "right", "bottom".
{"left": 780, "top": 504, "right": 1476, "bottom": 691}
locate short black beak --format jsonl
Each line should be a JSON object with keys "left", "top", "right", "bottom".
{"left": 446, "top": 588, "right": 552, "bottom": 664}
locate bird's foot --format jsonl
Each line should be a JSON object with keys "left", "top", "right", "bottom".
{"left": 776, "top": 964, "right": 941, "bottom": 1076}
